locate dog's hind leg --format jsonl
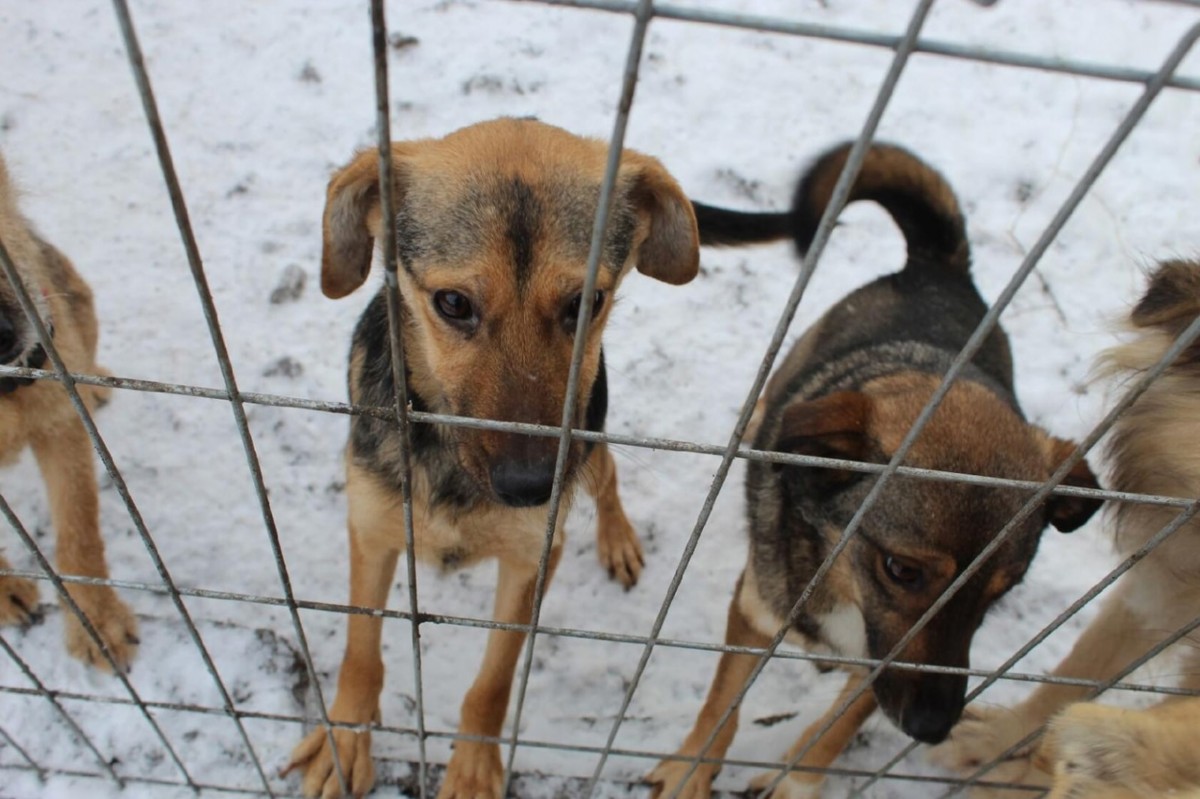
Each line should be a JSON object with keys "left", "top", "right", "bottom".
{"left": 288, "top": 519, "right": 399, "bottom": 799}
{"left": 585, "top": 442, "right": 643, "bottom": 588}
{"left": 646, "top": 578, "right": 772, "bottom": 799}
{"left": 438, "top": 546, "right": 563, "bottom": 799}
{"left": 29, "top": 414, "right": 137, "bottom": 671}
{"left": 747, "top": 671, "right": 877, "bottom": 799}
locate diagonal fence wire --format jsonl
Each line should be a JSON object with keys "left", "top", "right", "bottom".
{"left": 0, "top": 721, "right": 41, "bottom": 780}
{"left": 595, "top": 0, "right": 940, "bottom": 795}
{"left": 109, "top": 0, "right": 346, "bottom": 794}
{"left": 0, "top": 575, "right": 119, "bottom": 787}
{"left": 368, "top": 0, "right": 430, "bottom": 794}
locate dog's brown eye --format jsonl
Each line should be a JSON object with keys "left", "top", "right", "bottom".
{"left": 434, "top": 290, "right": 473, "bottom": 322}
{"left": 564, "top": 290, "right": 605, "bottom": 330}
{"left": 884, "top": 556, "right": 923, "bottom": 589}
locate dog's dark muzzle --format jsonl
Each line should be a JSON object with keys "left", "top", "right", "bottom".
{"left": 878, "top": 671, "right": 967, "bottom": 745}
{"left": 490, "top": 457, "right": 558, "bottom": 508}
{"left": 0, "top": 342, "right": 48, "bottom": 396}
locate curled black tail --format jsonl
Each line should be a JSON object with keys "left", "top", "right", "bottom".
{"left": 691, "top": 201, "right": 791, "bottom": 248}
{"left": 792, "top": 141, "right": 970, "bottom": 273}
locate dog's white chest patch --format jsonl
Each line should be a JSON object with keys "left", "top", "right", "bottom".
{"left": 816, "top": 603, "right": 867, "bottom": 658}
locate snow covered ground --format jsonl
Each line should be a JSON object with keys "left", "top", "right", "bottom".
{"left": 1, "top": 1, "right": 1198, "bottom": 797}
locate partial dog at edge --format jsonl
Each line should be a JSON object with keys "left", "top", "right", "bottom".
{"left": 646, "top": 141, "right": 1103, "bottom": 798}
{"left": 0, "top": 153, "right": 138, "bottom": 671}
{"left": 285, "top": 118, "right": 702, "bottom": 799}
{"left": 1036, "top": 698, "right": 1200, "bottom": 799}
{"left": 932, "top": 259, "right": 1200, "bottom": 797}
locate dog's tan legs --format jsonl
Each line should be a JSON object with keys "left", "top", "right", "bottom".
{"left": 29, "top": 416, "right": 137, "bottom": 672}
{"left": 646, "top": 582, "right": 771, "bottom": 799}
{"left": 932, "top": 582, "right": 1159, "bottom": 774}
{"left": 585, "top": 443, "right": 642, "bottom": 588}
{"left": 747, "top": 672, "right": 877, "bottom": 799}
{"left": 438, "top": 546, "right": 562, "bottom": 799}
{"left": 288, "top": 523, "right": 398, "bottom": 799}
{"left": 0, "top": 551, "right": 39, "bottom": 626}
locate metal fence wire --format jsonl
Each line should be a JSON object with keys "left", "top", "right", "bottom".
{"left": 1, "top": 1, "right": 1199, "bottom": 797}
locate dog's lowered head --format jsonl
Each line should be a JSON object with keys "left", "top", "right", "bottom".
{"left": 321, "top": 118, "right": 700, "bottom": 507}
{"left": 0, "top": 155, "right": 53, "bottom": 389}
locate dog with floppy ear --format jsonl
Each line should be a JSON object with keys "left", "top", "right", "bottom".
{"left": 646, "top": 141, "right": 1102, "bottom": 798}
{"left": 932, "top": 259, "right": 1200, "bottom": 796}
{"left": 285, "top": 118, "right": 700, "bottom": 799}
{"left": 0, "top": 152, "right": 138, "bottom": 672}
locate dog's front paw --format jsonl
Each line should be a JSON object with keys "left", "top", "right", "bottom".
{"left": 644, "top": 757, "right": 717, "bottom": 799}
{"left": 81, "top": 366, "right": 113, "bottom": 410}
{"left": 62, "top": 585, "right": 139, "bottom": 673}
{"left": 287, "top": 725, "right": 375, "bottom": 799}
{"left": 437, "top": 741, "right": 503, "bottom": 799}
{"left": 748, "top": 769, "right": 822, "bottom": 799}
{"left": 597, "top": 513, "right": 644, "bottom": 589}
{"left": 929, "top": 704, "right": 1040, "bottom": 774}
{"left": 0, "top": 571, "right": 40, "bottom": 626}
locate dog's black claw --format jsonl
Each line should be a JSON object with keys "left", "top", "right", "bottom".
{"left": 10, "top": 593, "right": 30, "bottom": 617}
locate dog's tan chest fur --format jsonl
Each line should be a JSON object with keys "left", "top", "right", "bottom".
{"left": 347, "top": 451, "right": 572, "bottom": 572}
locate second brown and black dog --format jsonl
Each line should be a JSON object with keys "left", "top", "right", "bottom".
{"left": 0, "top": 152, "right": 137, "bottom": 672}
{"left": 647, "top": 142, "right": 1103, "bottom": 798}
{"left": 285, "top": 118, "right": 702, "bottom": 798}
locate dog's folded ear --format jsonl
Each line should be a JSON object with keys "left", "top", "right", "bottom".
{"left": 321, "top": 145, "right": 415, "bottom": 299}
{"left": 1043, "top": 437, "right": 1103, "bottom": 533}
{"left": 621, "top": 155, "right": 700, "bottom": 286}
{"left": 775, "top": 391, "right": 872, "bottom": 491}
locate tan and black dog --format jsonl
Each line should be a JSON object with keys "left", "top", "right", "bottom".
{"left": 0, "top": 153, "right": 137, "bottom": 671}
{"left": 646, "top": 142, "right": 1102, "bottom": 798}
{"left": 933, "top": 259, "right": 1200, "bottom": 797}
{"left": 285, "top": 118, "right": 701, "bottom": 798}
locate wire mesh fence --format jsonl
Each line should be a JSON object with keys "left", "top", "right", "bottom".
{"left": 1, "top": 1, "right": 1198, "bottom": 797}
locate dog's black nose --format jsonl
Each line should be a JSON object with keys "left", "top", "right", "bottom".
{"left": 491, "top": 459, "right": 557, "bottom": 507}
{"left": 0, "top": 314, "right": 19, "bottom": 364}
{"left": 900, "top": 706, "right": 957, "bottom": 744}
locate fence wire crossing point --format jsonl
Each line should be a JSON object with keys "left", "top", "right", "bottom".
{"left": 1, "top": 1, "right": 1199, "bottom": 798}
